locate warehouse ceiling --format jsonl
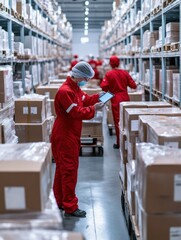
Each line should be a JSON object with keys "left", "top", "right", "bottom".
{"left": 57, "top": 0, "right": 114, "bottom": 29}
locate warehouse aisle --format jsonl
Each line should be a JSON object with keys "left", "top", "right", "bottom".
{"left": 54, "top": 118, "right": 130, "bottom": 240}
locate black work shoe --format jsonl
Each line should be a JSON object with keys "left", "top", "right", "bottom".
{"left": 58, "top": 206, "right": 64, "bottom": 211}
{"left": 113, "top": 143, "right": 119, "bottom": 149}
{"left": 64, "top": 209, "right": 86, "bottom": 218}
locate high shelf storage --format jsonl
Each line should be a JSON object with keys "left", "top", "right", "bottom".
{"left": 0, "top": 0, "right": 72, "bottom": 95}
{"left": 99, "top": 0, "right": 181, "bottom": 108}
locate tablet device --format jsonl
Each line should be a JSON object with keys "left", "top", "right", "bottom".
{"left": 99, "top": 92, "right": 114, "bottom": 103}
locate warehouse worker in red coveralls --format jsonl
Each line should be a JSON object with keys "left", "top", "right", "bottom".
{"left": 51, "top": 61, "right": 105, "bottom": 218}
{"left": 69, "top": 54, "right": 79, "bottom": 70}
{"left": 88, "top": 55, "right": 99, "bottom": 79}
{"left": 100, "top": 55, "right": 137, "bottom": 149}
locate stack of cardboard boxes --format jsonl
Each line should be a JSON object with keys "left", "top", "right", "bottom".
{"left": 135, "top": 143, "right": 181, "bottom": 240}
{"left": 119, "top": 101, "right": 181, "bottom": 238}
{"left": 14, "top": 94, "right": 54, "bottom": 143}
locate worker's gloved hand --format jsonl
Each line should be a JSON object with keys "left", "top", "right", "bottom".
{"left": 98, "top": 91, "right": 106, "bottom": 98}
{"left": 94, "top": 102, "right": 105, "bottom": 111}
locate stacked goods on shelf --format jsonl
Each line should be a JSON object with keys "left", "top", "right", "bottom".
{"left": 0, "top": 142, "right": 64, "bottom": 231}
{"left": 0, "top": 66, "right": 18, "bottom": 144}
{"left": 14, "top": 94, "right": 54, "bottom": 143}
{"left": 99, "top": 0, "right": 181, "bottom": 108}
{"left": 135, "top": 143, "right": 181, "bottom": 240}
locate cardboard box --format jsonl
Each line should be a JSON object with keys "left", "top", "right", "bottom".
{"left": 128, "top": 91, "right": 144, "bottom": 101}
{"left": 125, "top": 107, "right": 181, "bottom": 142}
{"left": 15, "top": 118, "right": 53, "bottom": 143}
{"left": 136, "top": 143, "right": 181, "bottom": 214}
{"left": 36, "top": 85, "right": 60, "bottom": 99}
{"left": 15, "top": 97, "right": 46, "bottom": 123}
{"left": 81, "top": 121, "right": 103, "bottom": 137}
{"left": 0, "top": 142, "right": 52, "bottom": 213}
{"left": 138, "top": 207, "right": 181, "bottom": 240}
{"left": 138, "top": 115, "right": 170, "bottom": 142}
{"left": 119, "top": 101, "right": 171, "bottom": 130}
{"left": 0, "top": 191, "right": 63, "bottom": 230}
{"left": 147, "top": 120, "right": 181, "bottom": 148}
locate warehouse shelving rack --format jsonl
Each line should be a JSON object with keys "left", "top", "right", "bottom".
{"left": 100, "top": 0, "right": 181, "bottom": 108}
{"left": 0, "top": 0, "right": 72, "bottom": 94}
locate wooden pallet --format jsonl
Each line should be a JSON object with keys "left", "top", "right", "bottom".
{"left": 80, "top": 138, "right": 103, "bottom": 156}
{"left": 121, "top": 191, "right": 140, "bottom": 240}
{"left": 170, "top": 42, "right": 180, "bottom": 52}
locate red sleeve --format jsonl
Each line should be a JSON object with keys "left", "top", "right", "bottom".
{"left": 100, "top": 73, "right": 109, "bottom": 92}
{"left": 81, "top": 91, "right": 99, "bottom": 107}
{"left": 124, "top": 70, "right": 137, "bottom": 89}
{"left": 55, "top": 89, "right": 96, "bottom": 120}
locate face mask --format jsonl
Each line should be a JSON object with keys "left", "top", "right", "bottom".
{"left": 78, "top": 81, "right": 87, "bottom": 87}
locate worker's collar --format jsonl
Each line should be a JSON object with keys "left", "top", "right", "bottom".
{"left": 67, "top": 76, "right": 79, "bottom": 88}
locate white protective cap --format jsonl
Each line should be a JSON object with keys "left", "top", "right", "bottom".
{"left": 72, "top": 61, "right": 95, "bottom": 79}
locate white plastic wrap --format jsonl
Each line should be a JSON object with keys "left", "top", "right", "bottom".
{"left": 0, "top": 191, "right": 63, "bottom": 231}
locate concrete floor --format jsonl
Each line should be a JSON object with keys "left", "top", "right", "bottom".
{"left": 52, "top": 121, "right": 130, "bottom": 240}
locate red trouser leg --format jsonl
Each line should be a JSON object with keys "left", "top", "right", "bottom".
{"left": 112, "top": 104, "right": 120, "bottom": 147}
{"left": 52, "top": 141, "right": 79, "bottom": 213}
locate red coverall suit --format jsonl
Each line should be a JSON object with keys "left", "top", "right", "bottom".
{"left": 100, "top": 69, "right": 137, "bottom": 147}
{"left": 51, "top": 76, "right": 99, "bottom": 213}
{"left": 88, "top": 59, "right": 99, "bottom": 79}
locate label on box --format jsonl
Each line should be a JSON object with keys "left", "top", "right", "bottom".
{"left": 170, "top": 227, "right": 181, "bottom": 240}
{"left": 131, "top": 120, "right": 139, "bottom": 131}
{"left": 23, "top": 107, "right": 28, "bottom": 114}
{"left": 174, "top": 175, "right": 181, "bottom": 201}
{"left": 164, "top": 142, "right": 179, "bottom": 148}
{"left": 4, "top": 187, "right": 26, "bottom": 209}
{"left": 30, "top": 107, "right": 37, "bottom": 114}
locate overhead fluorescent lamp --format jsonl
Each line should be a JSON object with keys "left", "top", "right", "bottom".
{"left": 84, "top": 29, "right": 88, "bottom": 35}
{"left": 80, "top": 37, "right": 89, "bottom": 44}
{"left": 85, "top": 1, "right": 89, "bottom": 6}
{"left": 85, "top": 17, "right": 88, "bottom": 21}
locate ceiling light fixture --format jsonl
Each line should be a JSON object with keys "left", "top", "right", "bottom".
{"left": 85, "top": 1, "right": 89, "bottom": 6}
{"left": 85, "top": 17, "right": 88, "bottom": 21}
